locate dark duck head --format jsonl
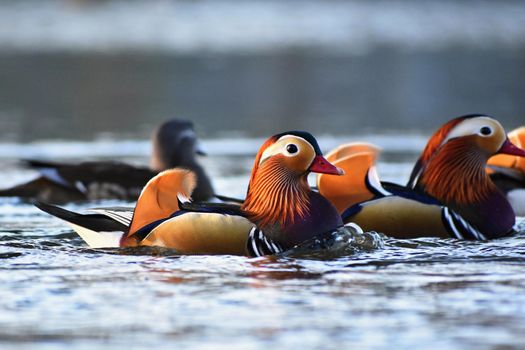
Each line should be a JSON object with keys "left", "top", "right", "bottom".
{"left": 150, "top": 119, "right": 214, "bottom": 201}
{"left": 241, "top": 131, "right": 344, "bottom": 248}
{"left": 150, "top": 119, "right": 205, "bottom": 170}
{"left": 408, "top": 114, "right": 525, "bottom": 237}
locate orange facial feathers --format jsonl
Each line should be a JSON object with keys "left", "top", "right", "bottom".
{"left": 242, "top": 154, "right": 310, "bottom": 228}
{"left": 418, "top": 137, "right": 496, "bottom": 205}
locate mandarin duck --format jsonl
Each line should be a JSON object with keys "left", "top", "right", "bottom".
{"left": 0, "top": 119, "right": 214, "bottom": 203}
{"left": 318, "top": 115, "right": 525, "bottom": 240}
{"left": 36, "top": 131, "right": 345, "bottom": 256}
{"left": 487, "top": 126, "right": 525, "bottom": 216}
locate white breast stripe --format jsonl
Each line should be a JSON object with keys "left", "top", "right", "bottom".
{"left": 270, "top": 241, "right": 281, "bottom": 252}
{"left": 249, "top": 228, "right": 261, "bottom": 256}
{"left": 442, "top": 207, "right": 487, "bottom": 240}
{"left": 452, "top": 211, "right": 486, "bottom": 240}
{"left": 247, "top": 227, "right": 283, "bottom": 257}
{"left": 443, "top": 207, "right": 464, "bottom": 239}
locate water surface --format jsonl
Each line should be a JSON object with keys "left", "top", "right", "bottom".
{"left": 0, "top": 138, "right": 524, "bottom": 350}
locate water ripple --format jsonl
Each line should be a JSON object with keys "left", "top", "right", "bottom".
{"left": 0, "top": 153, "right": 524, "bottom": 349}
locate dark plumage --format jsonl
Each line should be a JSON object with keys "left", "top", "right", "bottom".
{"left": 0, "top": 119, "right": 214, "bottom": 203}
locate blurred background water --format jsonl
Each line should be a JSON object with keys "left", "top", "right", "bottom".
{"left": 1, "top": 1, "right": 525, "bottom": 350}
{"left": 0, "top": 0, "right": 524, "bottom": 141}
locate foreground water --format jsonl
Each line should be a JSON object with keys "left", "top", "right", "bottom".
{"left": 1, "top": 138, "right": 524, "bottom": 350}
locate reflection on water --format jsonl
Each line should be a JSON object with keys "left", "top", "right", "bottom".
{"left": 1, "top": 51, "right": 524, "bottom": 142}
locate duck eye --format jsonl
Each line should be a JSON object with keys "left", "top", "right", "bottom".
{"left": 286, "top": 144, "right": 299, "bottom": 154}
{"left": 479, "top": 126, "right": 493, "bottom": 136}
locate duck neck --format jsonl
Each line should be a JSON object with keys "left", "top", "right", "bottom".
{"left": 241, "top": 160, "right": 311, "bottom": 232}
{"left": 417, "top": 140, "right": 497, "bottom": 206}
{"left": 417, "top": 140, "right": 516, "bottom": 236}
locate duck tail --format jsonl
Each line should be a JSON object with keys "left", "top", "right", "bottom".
{"left": 34, "top": 202, "right": 126, "bottom": 248}
{"left": 127, "top": 169, "right": 197, "bottom": 236}
{"left": 488, "top": 126, "right": 525, "bottom": 175}
{"left": 317, "top": 142, "right": 388, "bottom": 213}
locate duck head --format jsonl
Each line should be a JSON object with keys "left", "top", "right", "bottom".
{"left": 151, "top": 119, "right": 205, "bottom": 171}
{"left": 409, "top": 114, "right": 525, "bottom": 206}
{"left": 241, "top": 131, "right": 344, "bottom": 246}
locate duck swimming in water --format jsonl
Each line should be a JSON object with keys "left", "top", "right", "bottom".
{"left": 487, "top": 126, "right": 525, "bottom": 216}
{"left": 318, "top": 114, "right": 525, "bottom": 240}
{"left": 0, "top": 119, "right": 214, "bottom": 203}
{"left": 36, "top": 131, "right": 345, "bottom": 256}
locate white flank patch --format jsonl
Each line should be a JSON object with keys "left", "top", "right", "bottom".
{"left": 68, "top": 223, "right": 123, "bottom": 248}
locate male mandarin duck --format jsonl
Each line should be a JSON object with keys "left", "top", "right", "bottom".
{"left": 487, "top": 126, "right": 525, "bottom": 216}
{"left": 36, "top": 131, "right": 346, "bottom": 256}
{"left": 0, "top": 119, "right": 214, "bottom": 203}
{"left": 318, "top": 114, "right": 525, "bottom": 240}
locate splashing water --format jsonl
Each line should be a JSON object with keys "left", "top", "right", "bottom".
{"left": 284, "top": 225, "right": 385, "bottom": 260}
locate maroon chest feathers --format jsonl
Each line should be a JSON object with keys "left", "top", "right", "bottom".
{"left": 260, "top": 191, "right": 344, "bottom": 249}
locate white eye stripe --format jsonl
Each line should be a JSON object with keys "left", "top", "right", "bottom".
{"left": 442, "top": 116, "right": 497, "bottom": 145}
{"left": 259, "top": 135, "right": 312, "bottom": 164}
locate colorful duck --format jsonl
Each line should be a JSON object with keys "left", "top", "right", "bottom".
{"left": 487, "top": 126, "right": 525, "bottom": 216}
{"left": 0, "top": 119, "right": 214, "bottom": 203}
{"left": 36, "top": 131, "right": 345, "bottom": 256}
{"left": 318, "top": 115, "right": 525, "bottom": 240}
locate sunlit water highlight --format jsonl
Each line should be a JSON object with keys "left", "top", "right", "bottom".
{"left": 1, "top": 138, "right": 524, "bottom": 350}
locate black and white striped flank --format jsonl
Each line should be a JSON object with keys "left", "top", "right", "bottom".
{"left": 442, "top": 207, "right": 487, "bottom": 240}
{"left": 247, "top": 227, "right": 284, "bottom": 257}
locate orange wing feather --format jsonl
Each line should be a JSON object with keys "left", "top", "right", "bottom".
{"left": 128, "top": 169, "right": 197, "bottom": 236}
{"left": 325, "top": 142, "right": 381, "bottom": 163}
{"left": 317, "top": 144, "right": 380, "bottom": 213}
